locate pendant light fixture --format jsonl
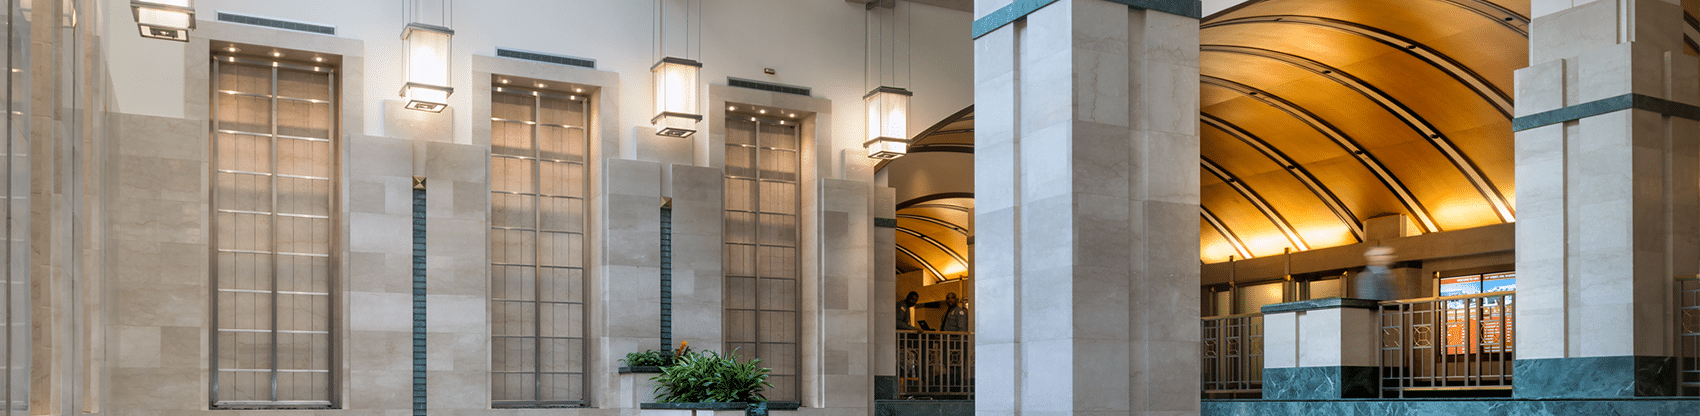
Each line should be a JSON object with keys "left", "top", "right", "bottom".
{"left": 864, "top": 0, "right": 913, "bottom": 160}
{"left": 652, "top": 0, "right": 703, "bottom": 137}
{"left": 131, "top": 0, "right": 195, "bottom": 41}
{"left": 401, "top": 0, "right": 454, "bottom": 112}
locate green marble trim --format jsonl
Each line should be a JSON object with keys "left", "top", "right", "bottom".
{"left": 1512, "top": 93, "right": 1700, "bottom": 131}
{"left": 971, "top": 0, "right": 1202, "bottom": 39}
{"left": 875, "top": 217, "right": 898, "bottom": 228}
{"left": 1260, "top": 297, "right": 1379, "bottom": 314}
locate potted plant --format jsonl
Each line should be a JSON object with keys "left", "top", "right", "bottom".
{"left": 642, "top": 347, "right": 772, "bottom": 412}
{"left": 620, "top": 349, "right": 675, "bottom": 373}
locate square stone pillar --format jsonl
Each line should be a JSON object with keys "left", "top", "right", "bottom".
{"left": 1514, "top": 0, "right": 1699, "bottom": 398}
{"left": 1259, "top": 299, "right": 1380, "bottom": 399}
{"left": 974, "top": 0, "right": 1201, "bottom": 414}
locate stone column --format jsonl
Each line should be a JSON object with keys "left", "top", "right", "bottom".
{"left": 974, "top": 0, "right": 1201, "bottom": 414}
{"left": 1513, "top": 0, "right": 1699, "bottom": 398}
{"left": 1259, "top": 299, "right": 1379, "bottom": 399}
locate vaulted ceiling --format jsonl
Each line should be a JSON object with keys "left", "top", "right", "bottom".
{"left": 879, "top": 0, "right": 1531, "bottom": 277}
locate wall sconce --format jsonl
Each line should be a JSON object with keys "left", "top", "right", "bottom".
{"left": 864, "top": 86, "right": 911, "bottom": 160}
{"left": 131, "top": 0, "right": 194, "bottom": 41}
{"left": 652, "top": 57, "right": 702, "bottom": 138}
{"left": 401, "top": 23, "right": 454, "bottom": 112}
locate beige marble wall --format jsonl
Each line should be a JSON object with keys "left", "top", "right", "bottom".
{"left": 873, "top": 188, "right": 897, "bottom": 376}
{"left": 1515, "top": 0, "right": 1699, "bottom": 360}
{"left": 817, "top": 179, "right": 874, "bottom": 414}
{"left": 601, "top": 158, "right": 664, "bottom": 410}
{"left": 666, "top": 164, "right": 725, "bottom": 354}
{"left": 1263, "top": 309, "right": 1378, "bottom": 369}
{"left": 974, "top": 1, "right": 1201, "bottom": 415}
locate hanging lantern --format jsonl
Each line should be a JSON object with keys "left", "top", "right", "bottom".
{"left": 131, "top": 0, "right": 195, "bottom": 42}
{"left": 652, "top": 57, "right": 703, "bottom": 138}
{"left": 864, "top": 86, "right": 911, "bottom": 160}
{"left": 400, "top": 23, "right": 454, "bottom": 112}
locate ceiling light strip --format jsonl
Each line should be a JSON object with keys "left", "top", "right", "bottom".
{"left": 1201, "top": 207, "right": 1253, "bottom": 260}
{"left": 1201, "top": 114, "right": 1363, "bottom": 240}
{"left": 1202, "top": 76, "right": 1440, "bottom": 233}
{"left": 896, "top": 226, "right": 970, "bottom": 268}
{"left": 1202, "top": 158, "right": 1309, "bottom": 251}
{"left": 895, "top": 244, "right": 947, "bottom": 282}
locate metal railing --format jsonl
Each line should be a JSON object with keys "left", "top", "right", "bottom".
{"left": 896, "top": 331, "right": 973, "bottom": 399}
{"left": 1201, "top": 313, "right": 1263, "bottom": 398}
{"left": 1678, "top": 278, "right": 1700, "bottom": 396}
{"left": 1379, "top": 292, "right": 1514, "bottom": 397}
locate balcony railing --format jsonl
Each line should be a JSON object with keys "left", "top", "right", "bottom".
{"left": 1679, "top": 278, "right": 1700, "bottom": 396}
{"left": 1379, "top": 291, "right": 1514, "bottom": 398}
{"left": 896, "top": 331, "right": 973, "bottom": 399}
{"left": 1201, "top": 313, "right": 1263, "bottom": 398}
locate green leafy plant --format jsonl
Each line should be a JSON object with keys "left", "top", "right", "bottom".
{"left": 622, "top": 350, "right": 674, "bottom": 367}
{"left": 651, "top": 348, "right": 772, "bottom": 403}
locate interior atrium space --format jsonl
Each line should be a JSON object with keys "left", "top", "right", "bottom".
{"left": 3, "top": 0, "right": 1700, "bottom": 415}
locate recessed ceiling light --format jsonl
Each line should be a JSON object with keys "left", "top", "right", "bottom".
{"left": 729, "top": 106, "right": 737, "bottom": 111}
{"left": 788, "top": 113, "right": 796, "bottom": 118}
{"left": 225, "top": 46, "right": 240, "bottom": 53}
{"left": 271, "top": 51, "right": 283, "bottom": 57}
{"left": 574, "top": 88, "right": 583, "bottom": 93}
{"left": 750, "top": 117, "right": 757, "bottom": 121}
{"left": 537, "top": 83, "right": 548, "bottom": 88}
{"left": 758, "top": 109, "right": 766, "bottom": 114}
{"left": 500, "top": 79, "right": 509, "bottom": 84}
{"left": 313, "top": 56, "right": 324, "bottom": 62}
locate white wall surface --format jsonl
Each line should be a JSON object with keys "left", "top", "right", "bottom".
{"left": 103, "top": 0, "right": 974, "bottom": 167}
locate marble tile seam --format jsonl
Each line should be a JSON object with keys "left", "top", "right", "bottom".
{"left": 971, "top": 0, "right": 1202, "bottom": 39}
{"left": 1512, "top": 93, "right": 1700, "bottom": 131}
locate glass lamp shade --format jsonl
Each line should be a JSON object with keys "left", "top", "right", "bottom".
{"left": 863, "top": 86, "right": 912, "bottom": 159}
{"left": 401, "top": 23, "right": 454, "bottom": 112}
{"left": 131, "top": 0, "right": 194, "bottom": 41}
{"left": 652, "top": 57, "right": 703, "bottom": 137}
{"left": 865, "top": 137, "right": 908, "bottom": 160}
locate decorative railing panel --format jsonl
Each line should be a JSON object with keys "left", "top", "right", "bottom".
{"left": 1201, "top": 313, "right": 1263, "bottom": 398}
{"left": 1379, "top": 292, "right": 1514, "bottom": 398}
{"left": 1678, "top": 278, "right": 1700, "bottom": 396}
{"left": 896, "top": 331, "right": 973, "bottom": 399}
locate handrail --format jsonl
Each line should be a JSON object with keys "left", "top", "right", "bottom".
{"left": 1380, "top": 290, "right": 1516, "bottom": 306}
{"left": 1201, "top": 312, "right": 1263, "bottom": 322}
{"left": 1378, "top": 291, "right": 1515, "bottom": 398}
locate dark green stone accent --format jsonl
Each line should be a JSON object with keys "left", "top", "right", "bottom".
{"left": 661, "top": 207, "right": 673, "bottom": 351}
{"left": 1512, "top": 93, "right": 1700, "bottom": 131}
{"left": 875, "top": 217, "right": 898, "bottom": 228}
{"left": 875, "top": 399, "right": 974, "bottom": 416}
{"left": 1514, "top": 356, "right": 1678, "bottom": 398}
{"left": 618, "top": 366, "right": 666, "bottom": 374}
{"left": 1263, "top": 366, "right": 1378, "bottom": 399}
{"left": 412, "top": 189, "right": 427, "bottom": 416}
{"left": 1203, "top": 398, "right": 1700, "bottom": 415}
{"left": 874, "top": 375, "right": 900, "bottom": 400}
{"left": 972, "top": 0, "right": 1202, "bottom": 39}
{"left": 641, "top": 402, "right": 801, "bottom": 411}
{"left": 1260, "top": 297, "right": 1379, "bottom": 314}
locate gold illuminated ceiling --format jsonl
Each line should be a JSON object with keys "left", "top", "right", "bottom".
{"left": 881, "top": 0, "right": 1529, "bottom": 269}
{"left": 1199, "top": 0, "right": 1525, "bottom": 262}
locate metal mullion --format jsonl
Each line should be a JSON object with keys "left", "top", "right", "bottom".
{"left": 210, "top": 58, "right": 224, "bottom": 404}
{"left": 268, "top": 64, "right": 282, "bottom": 403}
{"left": 531, "top": 93, "right": 545, "bottom": 403}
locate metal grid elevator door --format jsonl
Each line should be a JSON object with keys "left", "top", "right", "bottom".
{"left": 489, "top": 86, "right": 589, "bottom": 407}
{"left": 210, "top": 55, "right": 338, "bottom": 408}
{"left": 724, "top": 117, "right": 800, "bottom": 402}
